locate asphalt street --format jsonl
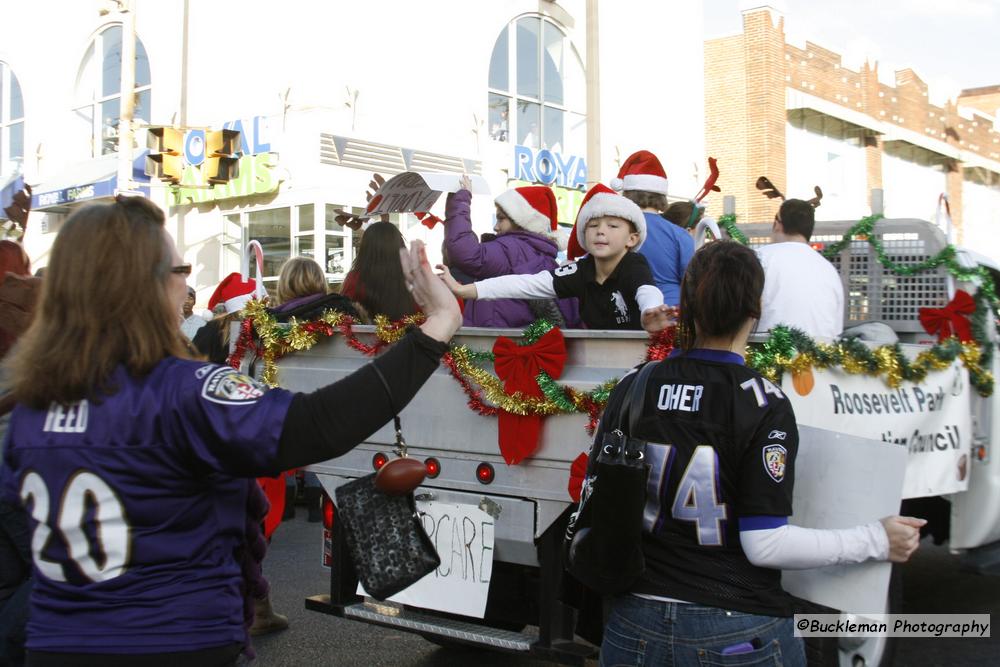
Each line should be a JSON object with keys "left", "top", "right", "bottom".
{"left": 254, "top": 512, "right": 1000, "bottom": 666}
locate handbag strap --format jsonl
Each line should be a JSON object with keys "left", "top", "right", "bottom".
{"left": 370, "top": 362, "right": 407, "bottom": 456}
{"left": 616, "top": 360, "right": 660, "bottom": 436}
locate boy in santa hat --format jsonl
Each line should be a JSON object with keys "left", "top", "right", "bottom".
{"left": 603, "top": 150, "right": 694, "bottom": 307}
{"left": 441, "top": 184, "right": 673, "bottom": 332}
{"left": 443, "top": 176, "right": 580, "bottom": 328}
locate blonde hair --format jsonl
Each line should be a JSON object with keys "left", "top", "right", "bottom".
{"left": 10, "top": 196, "right": 190, "bottom": 408}
{"left": 276, "top": 257, "right": 327, "bottom": 305}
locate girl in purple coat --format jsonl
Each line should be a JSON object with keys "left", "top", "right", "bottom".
{"left": 444, "top": 178, "right": 580, "bottom": 328}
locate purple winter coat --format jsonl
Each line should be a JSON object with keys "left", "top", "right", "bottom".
{"left": 445, "top": 189, "right": 581, "bottom": 328}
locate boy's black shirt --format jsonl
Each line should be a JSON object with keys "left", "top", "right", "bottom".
{"left": 551, "top": 252, "right": 654, "bottom": 329}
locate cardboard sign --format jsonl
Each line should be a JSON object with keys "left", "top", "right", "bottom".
{"left": 782, "top": 361, "right": 971, "bottom": 498}
{"left": 365, "top": 172, "right": 490, "bottom": 217}
{"left": 358, "top": 500, "right": 495, "bottom": 618}
{"left": 782, "top": 425, "right": 907, "bottom": 614}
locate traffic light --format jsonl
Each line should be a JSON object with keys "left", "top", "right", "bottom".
{"left": 145, "top": 127, "right": 185, "bottom": 183}
{"left": 203, "top": 129, "right": 240, "bottom": 184}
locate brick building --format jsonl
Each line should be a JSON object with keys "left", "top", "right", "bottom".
{"left": 704, "top": 5, "right": 1000, "bottom": 259}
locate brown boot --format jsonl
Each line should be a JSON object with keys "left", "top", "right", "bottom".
{"left": 249, "top": 595, "right": 289, "bottom": 636}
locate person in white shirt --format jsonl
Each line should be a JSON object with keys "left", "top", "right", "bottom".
{"left": 757, "top": 199, "right": 844, "bottom": 340}
{"left": 180, "top": 286, "right": 207, "bottom": 340}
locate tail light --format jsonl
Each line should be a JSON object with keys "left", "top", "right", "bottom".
{"left": 372, "top": 452, "right": 388, "bottom": 470}
{"left": 424, "top": 457, "right": 441, "bottom": 478}
{"left": 476, "top": 462, "right": 495, "bottom": 484}
{"left": 322, "top": 494, "right": 335, "bottom": 530}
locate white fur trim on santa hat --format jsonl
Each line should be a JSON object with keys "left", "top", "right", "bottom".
{"left": 494, "top": 189, "right": 552, "bottom": 236}
{"left": 617, "top": 173, "right": 669, "bottom": 195}
{"left": 551, "top": 226, "right": 569, "bottom": 251}
{"left": 575, "top": 192, "right": 647, "bottom": 251}
{"left": 224, "top": 293, "right": 256, "bottom": 314}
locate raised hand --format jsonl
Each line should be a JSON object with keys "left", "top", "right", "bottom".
{"left": 434, "top": 264, "right": 477, "bottom": 301}
{"left": 641, "top": 305, "right": 677, "bottom": 334}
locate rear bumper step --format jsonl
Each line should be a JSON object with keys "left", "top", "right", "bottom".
{"left": 342, "top": 601, "right": 536, "bottom": 652}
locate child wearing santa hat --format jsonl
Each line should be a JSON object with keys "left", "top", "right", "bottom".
{"left": 443, "top": 176, "right": 580, "bottom": 328}
{"left": 604, "top": 150, "right": 694, "bottom": 307}
{"left": 441, "top": 184, "right": 673, "bottom": 332}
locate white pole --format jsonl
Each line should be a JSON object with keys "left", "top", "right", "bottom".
{"left": 117, "top": 0, "right": 137, "bottom": 192}
{"left": 585, "top": 0, "right": 601, "bottom": 187}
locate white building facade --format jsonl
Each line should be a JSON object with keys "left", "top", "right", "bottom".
{"left": 0, "top": 0, "right": 705, "bottom": 304}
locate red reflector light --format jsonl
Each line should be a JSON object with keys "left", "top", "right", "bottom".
{"left": 322, "top": 495, "right": 335, "bottom": 530}
{"left": 425, "top": 458, "right": 441, "bottom": 478}
{"left": 476, "top": 462, "right": 495, "bottom": 484}
{"left": 372, "top": 453, "right": 389, "bottom": 470}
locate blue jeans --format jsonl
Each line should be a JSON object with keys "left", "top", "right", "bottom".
{"left": 600, "top": 595, "right": 806, "bottom": 667}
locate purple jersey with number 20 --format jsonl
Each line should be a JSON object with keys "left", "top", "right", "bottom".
{"left": 0, "top": 357, "right": 293, "bottom": 654}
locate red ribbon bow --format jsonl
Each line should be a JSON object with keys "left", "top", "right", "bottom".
{"left": 492, "top": 328, "right": 567, "bottom": 465}
{"left": 919, "top": 289, "right": 975, "bottom": 343}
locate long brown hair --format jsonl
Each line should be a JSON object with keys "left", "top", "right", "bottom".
{"left": 677, "top": 241, "right": 763, "bottom": 351}
{"left": 9, "top": 196, "right": 190, "bottom": 408}
{"left": 349, "top": 222, "right": 417, "bottom": 320}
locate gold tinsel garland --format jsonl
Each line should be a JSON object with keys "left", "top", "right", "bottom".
{"left": 234, "top": 304, "right": 993, "bottom": 418}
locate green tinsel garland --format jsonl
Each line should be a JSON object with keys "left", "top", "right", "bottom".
{"left": 749, "top": 325, "right": 993, "bottom": 397}
{"left": 717, "top": 213, "right": 749, "bottom": 245}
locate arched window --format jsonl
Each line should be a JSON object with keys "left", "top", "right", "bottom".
{"left": 487, "top": 16, "right": 585, "bottom": 156}
{"left": 73, "top": 25, "right": 152, "bottom": 157}
{"left": 0, "top": 62, "right": 24, "bottom": 174}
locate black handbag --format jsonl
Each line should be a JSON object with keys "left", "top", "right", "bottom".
{"left": 565, "top": 360, "right": 659, "bottom": 594}
{"left": 335, "top": 473, "right": 440, "bottom": 600}
{"left": 334, "top": 364, "right": 441, "bottom": 601}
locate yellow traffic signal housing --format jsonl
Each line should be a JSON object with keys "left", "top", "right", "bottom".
{"left": 205, "top": 129, "right": 241, "bottom": 158}
{"left": 203, "top": 129, "right": 241, "bottom": 184}
{"left": 145, "top": 127, "right": 186, "bottom": 183}
{"left": 203, "top": 156, "right": 239, "bottom": 184}
{"left": 146, "top": 153, "right": 185, "bottom": 183}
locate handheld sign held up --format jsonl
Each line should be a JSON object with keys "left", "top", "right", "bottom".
{"left": 365, "top": 172, "right": 490, "bottom": 217}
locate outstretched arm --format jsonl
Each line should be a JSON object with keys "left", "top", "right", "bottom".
{"left": 739, "top": 515, "right": 925, "bottom": 569}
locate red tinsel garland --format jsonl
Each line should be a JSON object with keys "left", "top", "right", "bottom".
{"left": 442, "top": 352, "right": 500, "bottom": 417}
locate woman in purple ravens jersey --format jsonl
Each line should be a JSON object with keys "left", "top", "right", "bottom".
{"left": 0, "top": 196, "right": 461, "bottom": 666}
{"left": 595, "top": 242, "right": 925, "bottom": 667}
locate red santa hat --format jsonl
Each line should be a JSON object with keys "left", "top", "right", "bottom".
{"left": 610, "top": 150, "right": 668, "bottom": 195}
{"left": 566, "top": 183, "right": 647, "bottom": 260}
{"left": 494, "top": 185, "right": 567, "bottom": 250}
{"left": 208, "top": 272, "right": 262, "bottom": 314}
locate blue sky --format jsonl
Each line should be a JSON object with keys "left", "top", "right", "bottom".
{"left": 705, "top": 0, "right": 1000, "bottom": 105}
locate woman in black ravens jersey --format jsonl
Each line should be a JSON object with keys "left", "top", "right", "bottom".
{"left": 597, "top": 241, "right": 924, "bottom": 667}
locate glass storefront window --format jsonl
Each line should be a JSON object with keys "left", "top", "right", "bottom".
{"left": 298, "top": 204, "right": 315, "bottom": 233}
{"left": 1, "top": 62, "right": 25, "bottom": 172}
{"left": 74, "top": 25, "right": 152, "bottom": 158}
{"left": 488, "top": 93, "right": 510, "bottom": 142}
{"left": 487, "top": 15, "right": 585, "bottom": 155}
{"left": 248, "top": 208, "right": 291, "bottom": 282}
{"left": 488, "top": 26, "right": 508, "bottom": 91}
{"left": 325, "top": 234, "right": 346, "bottom": 276}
